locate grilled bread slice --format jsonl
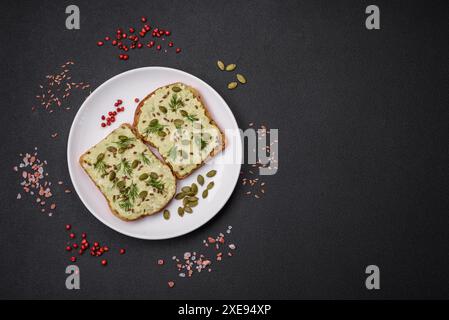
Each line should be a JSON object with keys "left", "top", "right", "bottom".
{"left": 133, "top": 83, "right": 225, "bottom": 179}
{"left": 79, "top": 124, "right": 176, "bottom": 221}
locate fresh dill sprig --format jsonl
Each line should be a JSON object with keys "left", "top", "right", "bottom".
{"left": 148, "top": 176, "right": 165, "bottom": 191}
{"left": 139, "top": 152, "right": 151, "bottom": 165}
{"left": 185, "top": 113, "right": 199, "bottom": 122}
{"left": 128, "top": 183, "right": 139, "bottom": 202}
{"left": 118, "top": 198, "right": 133, "bottom": 211}
{"left": 144, "top": 119, "right": 165, "bottom": 136}
{"left": 117, "top": 158, "right": 133, "bottom": 176}
{"left": 93, "top": 158, "right": 107, "bottom": 174}
{"left": 113, "top": 135, "right": 135, "bottom": 149}
{"left": 169, "top": 93, "right": 184, "bottom": 112}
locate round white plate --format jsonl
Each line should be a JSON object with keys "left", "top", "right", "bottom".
{"left": 67, "top": 67, "right": 242, "bottom": 240}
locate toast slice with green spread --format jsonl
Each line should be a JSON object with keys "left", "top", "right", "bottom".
{"left": 133, "top": 83, "right": 225, "bottom": 179}
{"left": 79, "top": 124, "right": 176, "bottom": 221}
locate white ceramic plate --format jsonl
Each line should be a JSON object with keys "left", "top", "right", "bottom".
{"left": 67, "top": 67, "right": 242, "bottom": 240}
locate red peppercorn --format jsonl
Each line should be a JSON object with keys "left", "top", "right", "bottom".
{"left": 82, "top": 233, "right": 86, "bottom": 238}
{"left": 116, "top": 28, "right": 122, "bottom": 34}
{"left": 79, "top": 249, "right": 84, "bottom": 255}
{"left": 65, "top": 224, "right": 71, "bottom": 230}
{"left": 141, "top": 17, "right": 147, "bottom": 23}
{"left": 165, "top": 30, "right": 171, "bottom": 36}
{"left": 101, "top": 115, "right": 105, "bottom": 120}
{"left": 97, "top": 41, "right": 104, "bottom": 47}
{"left": 101, "top": 123, "right": 106, "bottom": 128}
{"left": 156, "top": 45, "right": 161, "bottom": 50}
{"left": 168, "top": 42, "right": 174, "bottom": 47}
{"left": 129, "top": 27, "right": 135, "bottom": 33}
{"left": 176, "top": 48, "right": 181, "bottom": 53}
{"left": 70, "top": 256, "right": 76, "bottom": 262}
{"left": 134, "top": 98, "right": 140, "bottom": 103}
{"left": 104, "top": 246, "right": 109, "bottom": 252}
{"left": 117, "top": 99, "right": 123, "bottom": 105}
{"left": 119, "top": 54, "right": 124, "bottom": 60}
{"left": 112, "top": 40, "right": 117, "bottom": 46}
{"left": 66, "top": 246, "right": 72, "bottom": 252}
{"left": 122, "top": 33, "right": 127, "bottom": 39}
{"left": 144, "top": 24, "right": 151, "bottom": 31}
{"left": 120, "top": 248, "right": 126, "bottom": 255}
{"left": 139, "top": 32, "right": 145, "bottom": 37}
{"left": 123, "top": 54, "right": 129, "bottom": 60}
{"left": 105, "top": 36, "right": 110, "bottom": 41}
{"left": 81, "top": 239, "right": 87, "bottom": 244}
{"left": 72, "top": 243, "right": 78, "bottom": 249}
{"left": 69, "top": 233, "right": 75, "bottom": 239}
{"left": 137, "top": 43, "right": 143, "bottom": 49}
{"left": 101, "top": 259, "right": 108, "bottom": 266}
{"left": 116, "top": 34, "right": 122, "bottom": 40}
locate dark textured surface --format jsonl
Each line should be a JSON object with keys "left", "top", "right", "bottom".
{"left": 0, "top": 0, "right": 448, "bottom": 299}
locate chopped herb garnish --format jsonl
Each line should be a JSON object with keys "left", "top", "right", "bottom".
{"left": 169, "top": 93, "right": 184, "bottom": 112}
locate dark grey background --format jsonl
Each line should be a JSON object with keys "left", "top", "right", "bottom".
{"left": 1, "top": 0, "right": 448, "bottom": 299}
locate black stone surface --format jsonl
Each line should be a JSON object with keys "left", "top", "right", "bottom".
{"left": 1, "top": 0, "right": 448, "bottom": 299}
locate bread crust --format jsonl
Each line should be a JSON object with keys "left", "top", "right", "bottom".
{"left": 79, "top": 123, "right": 176, "bottom": 221}
{"left": 133, "top": 83, "right": 226, "bottom": 179}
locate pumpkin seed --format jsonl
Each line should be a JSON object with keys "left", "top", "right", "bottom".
{"left": 225, "top": 63, "right": 236, "bottom": 71}
{"left": 180, "top": 110, "right": 188, "bottom": 117}
{"left": 178, "top": 207, "right": 184, "bottom": 217}
{"left": 189, "top": 200, "right": 198, "bottom": 207}
{"left": 197, "top": 175, "right": 205, "bottom": 186}
{"left": 187, "top": 196, "right": 199, "bottom": 202}
{"left": 206, "top": 170, "right": 217, "bottom": 177}
{"left": 183, "top": 198, "right": 189, "bottom": 206}
{"left": 163, "top": 209, "right": 170, "bottom": 220}
{"left": 202, "top": 190, "right": 208, "bottom": 199}
{"left": 175, "top": 192, "right": 186, "bottom": 200}
{"left": 191, "top": 183, "right": 198, "bottom": 194}
{"left": 139, "top": 173, "right": 149, "bottom": 180}
{"left": 184, "top": 206, "right": 193, "bottom": 214}
{"left": 107, "top": 146, "right": 117, "bottom": 153}
{"left": 132, "top": 160, "right": 140, "bottom": 169}
{"left": 97, "top": 153, "right": 105, "bottom": 161}
{"left": 118, "top": 135, "right": 128, "bottom": 141}
{"left": 181, "top": 186, "right": 191, "bottom": 193}
{"left": 236, "top": 74, "right": 247, "bottom": 84}
{"left": 227, "top": 82, "right": 238, "bottom": 90}
{"left": 139, "top": 191, "right": 148, "bottom": 200}
{"left": 172, "top": 86, "right": 181, "bottom": 92}
{"left": 150, "top": 119, "right": 159, "bottom": 126}
{"left": 150, "top": 172, "right": 158, "bottom": 180}
{"left": 159, "top": 106, "right": 167, "bottom": 113}
{"left": 158, "top": 131, "right": 167, "bottom": 137}
{"left": 217, "top": 60, "right": 225, "bottom": 70}
{"left": 117, "top": 180, "right": 126, "bottom": 189}
{"left": 174, "top": 119, "right": 184, "bottom": 128}
{"left": 109, "top": 171, "right": 116, "bottom": 181}
{"left": 118, "top": 147, "right": 126, "bottom": 154}
{"left": 207, "top": 181, "right": 215, "bottom": 190}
